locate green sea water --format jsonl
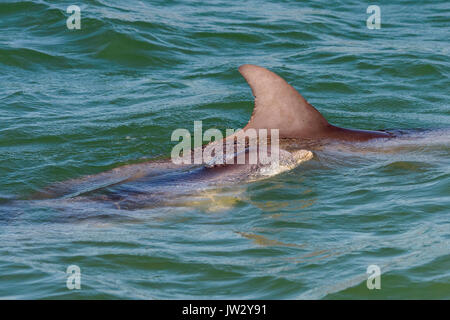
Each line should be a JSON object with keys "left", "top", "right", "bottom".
{"left": 0, "top": 0, "right": 449, "bottom": 299}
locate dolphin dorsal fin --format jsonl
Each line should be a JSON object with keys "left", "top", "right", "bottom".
{"left": 238, "top": 64, "right": 330, "bottom": 138}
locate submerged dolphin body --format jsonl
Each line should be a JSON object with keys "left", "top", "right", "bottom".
{"left": 31, "top": 64, "right": 403, "bottom": 209}
{"left": 33, "top": 147, "right": 314, "bottom": 210}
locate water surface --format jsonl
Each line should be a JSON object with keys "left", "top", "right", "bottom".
{"left": 0, "top": 0, "right": 449, "bottom": 299}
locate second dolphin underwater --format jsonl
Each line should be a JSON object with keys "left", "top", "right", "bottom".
{"left": 33, "top": 65, "right": 447, "bottom": 210}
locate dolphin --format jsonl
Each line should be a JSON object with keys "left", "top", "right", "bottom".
{"left": 28, "top": 64, "right": 404, "bottom": 209}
